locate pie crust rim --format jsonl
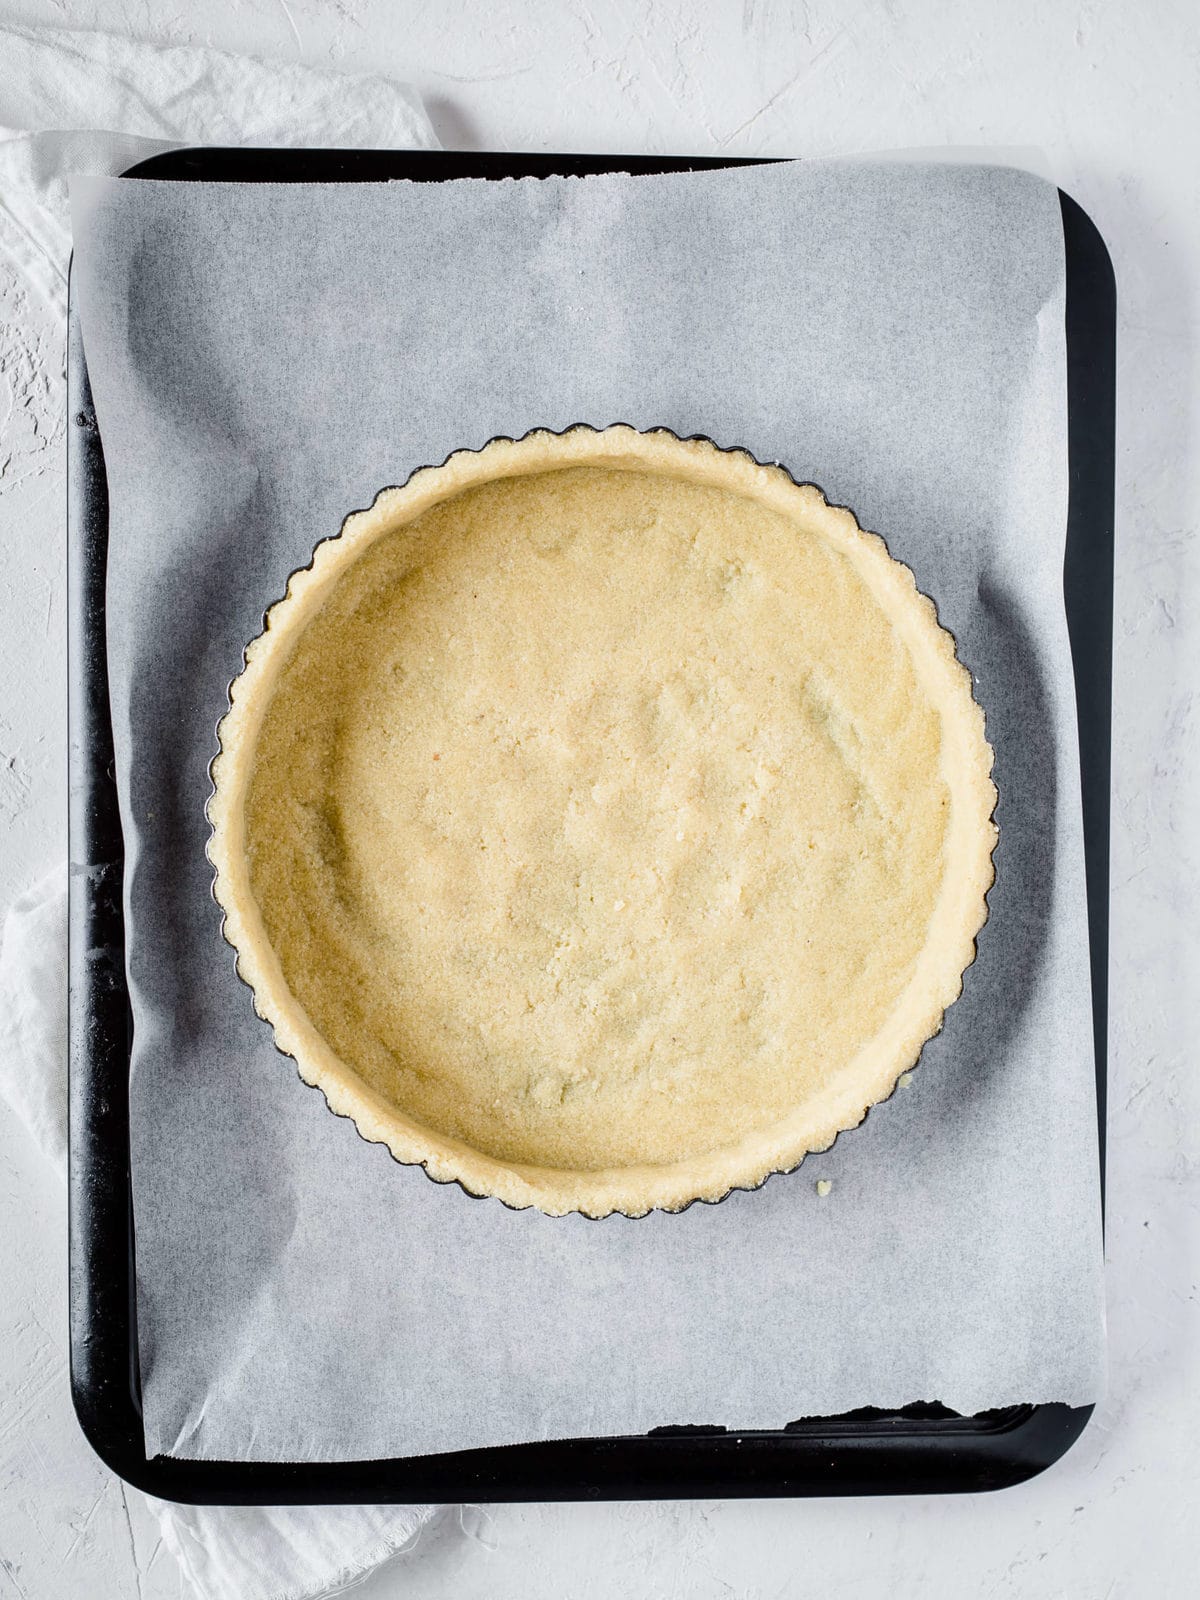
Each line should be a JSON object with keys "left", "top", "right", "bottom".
{"left": 206, "top": 424, "right": 998, "bottom": 1218}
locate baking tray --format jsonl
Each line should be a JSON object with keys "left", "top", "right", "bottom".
{"left": 67, "top": 148, "right": 1114, "bottom": 1504}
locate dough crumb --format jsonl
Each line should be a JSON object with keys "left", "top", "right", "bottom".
{"left": 816, "top": 1178, "right": 832, "bottom": 1198}
{"left": 897, "top": 1071, "right": 914, "bottom": 1088}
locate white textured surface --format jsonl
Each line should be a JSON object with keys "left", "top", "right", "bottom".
{"left": 0, "top": 0, "right": 1196, "bottom": 1596}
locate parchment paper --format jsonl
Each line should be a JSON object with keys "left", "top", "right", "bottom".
{"left": 70, "top": 160, "right": 1106, "bottom": 1462}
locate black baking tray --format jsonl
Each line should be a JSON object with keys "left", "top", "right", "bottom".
{"left": 67, "top": 148, "right": 1114, "bottom": 1504}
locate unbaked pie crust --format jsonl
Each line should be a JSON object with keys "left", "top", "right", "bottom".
{"left": 207, "top": 426, "right": 997, "bottom": 1217}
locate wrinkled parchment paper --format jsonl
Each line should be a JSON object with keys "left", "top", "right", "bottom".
{"left": 70, "top": 160, "right": 1105, "bottom": 1461}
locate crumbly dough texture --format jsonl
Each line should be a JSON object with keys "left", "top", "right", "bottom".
{"left": 208, "top": 427, "right": 997, "bottom": 1217}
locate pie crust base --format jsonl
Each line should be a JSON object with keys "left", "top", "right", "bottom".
{"left": 207, "top": 426, "right": 997, "bottom": 1217}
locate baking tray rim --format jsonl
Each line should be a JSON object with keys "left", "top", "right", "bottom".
{"left": 66, "top": 145, "right": 1113, "bottom": 1504}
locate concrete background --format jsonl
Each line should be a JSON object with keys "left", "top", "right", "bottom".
{"left": 1, "top": 1, "right": 1197, "bottom": 1595}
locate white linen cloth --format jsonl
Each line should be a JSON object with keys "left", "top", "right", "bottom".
{"left": 0, "top": 22, "right": 441, "bottom": 1600}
